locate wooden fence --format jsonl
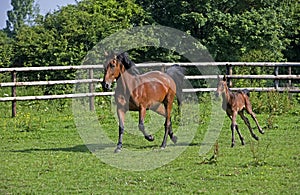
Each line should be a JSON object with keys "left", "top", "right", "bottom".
{"left": 0, "top": 62, "right": 299, "bottom": 117}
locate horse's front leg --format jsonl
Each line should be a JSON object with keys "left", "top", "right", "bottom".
{"left": 138, "top": 107, "right": 154, "bottom": 142}
{"left": 115, "top": 108, "right": 125, "bottom": 153}
{"left": 230, "top": 111, "right": 238, "bottom": 147}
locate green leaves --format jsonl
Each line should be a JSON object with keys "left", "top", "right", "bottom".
{"left": 0, "top": 31, "right": 14, "bottom": 67}
{"left": 9, "top": 0, "right": 148, "bottom": 68}
{"left": 6, "top": 0, "right": 40, "bottom": 35}
{"left": 139, "top": 0, "right": 299, "bottom": 62}
{"left": 0, "top": 0, "right": 298, "bottom": 71}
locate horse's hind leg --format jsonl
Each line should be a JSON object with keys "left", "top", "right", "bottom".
{"left": 250, "top": 112, "right": 264, "bottom": 134}
{"left": 161, "top": 99, "right": 174, "bottom": 149}
{"left": 151, "top": 104, "right": 177, "bottom": 144}
{"left": 168, "top": 120, "right": 177, "bottom": 144}
{"left": 235, "top": 124, "right": 245, "bottom": 145}
{"left": 245, "top": 103, "right": 264, "bottom": 134}
{"left": 239, "top": 111, "right": 259, "bottom": 141}
{"left": 139, "top": 107, "right": 154, "bottom": 142}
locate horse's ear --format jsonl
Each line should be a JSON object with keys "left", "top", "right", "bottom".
{"left": 223, "top": 75, "right": 227, "bottom": 81}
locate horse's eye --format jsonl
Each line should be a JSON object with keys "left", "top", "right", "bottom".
{"left": 110, "top": 63, "right": 116, "bottom": 69}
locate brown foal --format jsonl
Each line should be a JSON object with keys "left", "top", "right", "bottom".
{"left": 215, "top": 76, "right": 264, "bottom": 147}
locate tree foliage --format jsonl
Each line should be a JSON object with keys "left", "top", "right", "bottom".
{"left": 0, "top": 31, "right": 14, "bottom": 68}
{"left": 139, "top": 0, "right": 299, "bottom": 62}
{"left": 5, "top": 0, "right": 40, "bottom": 35}
{"left": 0, "top": 0, "right": 298, "bottom": 73}
{"left": 11, "top": 0, "right": 147, "bottom": 68}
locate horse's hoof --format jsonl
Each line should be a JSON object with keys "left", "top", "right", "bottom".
{"left": 114, "top": 147, "right": 122, "bottom": 153}
{"left": 259, "top": 129, "right": 264, "bottom": 134}
{"left": 160, "top": 146, "right": 166, "bottom": 150}
{"left": 171, "top": 136, "right": 177, "bottom": 144}
{"left": 145, "top": 135, "right": 154, "bottom": 142}
{"left": 253, "top": 135, "right": 259, "bottom": 141}
{"left": 231, "top": 143, "right": 235, "bottom": 147}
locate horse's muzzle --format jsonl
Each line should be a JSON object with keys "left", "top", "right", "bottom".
{"left": 214, "top": 91, "right": 221, "bottom": 100}
{"left": 215, "top": 92, "right": 219, "bottom": 98}
{"left": 101, "top": 81, "right": 111, "bottom": 91}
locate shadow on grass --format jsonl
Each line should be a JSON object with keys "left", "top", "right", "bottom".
{"left": 9, "top": 142, "right": 205, "bottom": 153}
{"left": 10, "top": 143, "right": 115, "bottom": 153}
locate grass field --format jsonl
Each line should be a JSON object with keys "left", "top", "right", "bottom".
{"left": 0, "top": 94, "right": 299, "bottom": 194}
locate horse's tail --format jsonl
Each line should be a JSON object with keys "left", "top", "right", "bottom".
{"left": 241, "top": 89, "right": 250, "bottom": 97}
{"left": 166, "top": 64, "right": 185, "bottom": 106}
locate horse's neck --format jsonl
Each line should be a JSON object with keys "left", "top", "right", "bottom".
{"left": 222, "top": 85, "right": 232, "bottom": 106}
{"left": 117, "top": 71, "right": 138, "bottom": 94}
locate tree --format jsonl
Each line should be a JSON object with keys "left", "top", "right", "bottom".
{"left": 138, "top": 0, "right": 299, "bottom": 62}
{"left": 5, "top": 0, "right": 40, "bottom": 35}
{"left": 11, "top": 0, "right": 149, "bottom": 95}
{"left": 0, "top": 31, "right": 14, "bottom": 68}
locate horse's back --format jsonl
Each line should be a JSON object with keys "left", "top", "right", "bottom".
{"left": 129, "top": 71, "right": 176, "bottom": 106}
{"left": 141, "top": 71, "right": 176, "bottom": 89}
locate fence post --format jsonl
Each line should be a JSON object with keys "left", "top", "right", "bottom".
{"left": 11, "top": 71, "right": 17, "bottom": 118}
{"left": 274, "top": 66, "right": 279, "bottom": 90}
{"left": 288, "top": 66, "right": 292, "bottom": 87}
{"left": 88, "top": 69, "right": 95, "bottom": 111}
{"left": 226, "top": 64, "right": 233, "bottom": 87}
{"left": 161, "top": 64, "right": 166, "bottom": 72}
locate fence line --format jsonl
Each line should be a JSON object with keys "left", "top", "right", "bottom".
{"left": 1, "top": 62, "right": 300, "bottom": 73}
{"left": 0, "top": 62, "right": 299, "bottom": 117}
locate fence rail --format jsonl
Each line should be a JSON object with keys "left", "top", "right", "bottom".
{"left": 0, "top": 62, "right": 299, "bottom": 117}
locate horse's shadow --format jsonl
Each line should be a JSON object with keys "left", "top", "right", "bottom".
{"left": 10, "top": 143, "right": 114, "bottom": 153}
{"left": 10, "top": 142, "right": 204, "bottom": 154}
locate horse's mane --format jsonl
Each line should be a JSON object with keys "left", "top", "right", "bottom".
{"left": 116, "top": 52, "right": 140, "bottom": 75}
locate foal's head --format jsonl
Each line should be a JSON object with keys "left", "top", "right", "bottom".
{"left": 215, "top": 75, "right": 228, "bottom": 98}
{"left": 102, "top": 55, "right": 123, "bottom": 91}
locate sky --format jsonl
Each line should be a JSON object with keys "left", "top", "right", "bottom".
{"left": 0, "top": 0, "right": 79, "bottom": 29}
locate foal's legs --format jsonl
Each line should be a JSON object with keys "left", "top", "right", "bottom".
{"left": 249, "top": 111, "right": 264, "bottom": 134}
{"left": 235, "top": 124, "right": 245, "bottom": 146}
{"left": 230, "top": 111, "right": 244, "bottom": 147}
{"left": 245, "top": 100, "right": 264, "bottom": 134}
{"left": 138, "top": 106, "right": 154, "bottom": 142}
{"left": 239, "top": 111, "right": 259, "bottom": 140}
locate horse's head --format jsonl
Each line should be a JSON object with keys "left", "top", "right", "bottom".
{"left": 215, "top": 75, "right": 227, "bottom": 98}
{"left": 102, "top": 55, "right": 124, "bottom": 91}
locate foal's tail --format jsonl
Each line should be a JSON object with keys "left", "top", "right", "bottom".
{"left": 241, "top": 89, "right": 250, "bottom": 97}
{"left": 166, "top": 64, "right": 185, "bottom": 106}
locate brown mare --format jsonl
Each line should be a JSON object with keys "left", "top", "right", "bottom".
{"left": 215, "top": 76, "right": 264, "bottom": 147}
{"left": 102, "top": 52, "right": 184, "bottom": 153}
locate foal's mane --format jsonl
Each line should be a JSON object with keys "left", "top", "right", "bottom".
{"left": 116, "top": 52, "right": 140, "bottom": 75}
{"left": 224, "top": 81, "right": 250, "bottom": 97}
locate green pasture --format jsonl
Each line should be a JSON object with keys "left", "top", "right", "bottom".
{"left": 0, "top": 93, "right": 299, "bottom": 194}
